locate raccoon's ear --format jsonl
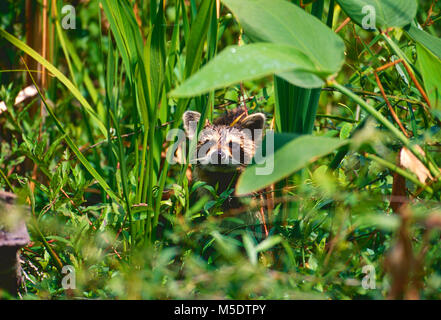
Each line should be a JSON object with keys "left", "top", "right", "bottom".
{"left": 183, "top": 111, "right": 201, "bottom": 139}
{"left": 241, "top": 113, "right": 266, "bottom": 139}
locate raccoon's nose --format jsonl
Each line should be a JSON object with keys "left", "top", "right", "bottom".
{"left": 211, "top": 149, "right": 227, "bottom": 164}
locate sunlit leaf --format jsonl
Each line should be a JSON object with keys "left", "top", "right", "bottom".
{"left": 336, "top": 0, "right": 417, "bottom": 30}
{"left": 236, "top": 133, "right": 349, "bottom": 195}
{"left": 170, "top": 43, "right": 324, "bottom": 97}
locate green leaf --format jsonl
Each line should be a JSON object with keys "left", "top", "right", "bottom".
{"left": 407, "top": 25, "right": 441, "bottom": 109}
{"left": 101, "top": 0, "right": 144, "bottom": 82}
{"left": 336, "top": 0, "right": 417, "bottom": 30}
{"left": 242, "top": 233, "right": 257, "bottom": 265}
{"left": 356, "top": 214, "right": 400, "bottom": 231}
{"left": 170, "top": 43, "right": 324, "bottom": 97}
{"left": 185, "top": 0, "right": 215, "bottom": 79}
{"left": 407, "top": 25, "right": 441, "bottom": 60}
{"left": 255, "top": 235, "right": 282, "bottom": 252}
{"left": 340, "top": 123, "right": 353, "bottom": 140}
{"left": 222, "top": 0, "right": 345, "bottom": 83}
{"left": 147, "top": 2, "right": 166, "bottom": 111}
{"left": 22, "top": 64, "right": 122, "bottom": 206}
{"left": 416, "top": 43, "right": 441, "bottom": 110}
{"left": 236, "top": 134, "right": 349, "bottom": 195}
{"left": 211, "top": 231, "right": 240, "bottom": 259}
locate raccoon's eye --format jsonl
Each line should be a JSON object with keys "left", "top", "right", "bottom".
{"left": 228, "top": 141, "right": 240, "bottom": 150}
{"left": 228, "top": 141, "right": 240, "bottom": 152}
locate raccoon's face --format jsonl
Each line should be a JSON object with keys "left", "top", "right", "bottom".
{"left": 183, "top": 110, "right": 266, "bottom": 172}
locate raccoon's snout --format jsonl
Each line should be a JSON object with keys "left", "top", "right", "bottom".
{"left": 210, "top": 149, "right": 228, "bottom": 164}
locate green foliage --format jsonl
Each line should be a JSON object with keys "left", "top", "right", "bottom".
{"left": 336, "top": 0, "right": 418, "bottom": 29}
{"left": 223, "top": 0, "right": 345, "bottom": 87}
{"left": 170, "top": 43, "right": 324, "bottom": 97}
{"left": 236, "top": 134, "right": 349, "bottom": 195}
{"left": 407, "top": 25, "right": 441, "bottom": 109}
{"left": 416, "top": 43, "right": 441, "bottom": 110}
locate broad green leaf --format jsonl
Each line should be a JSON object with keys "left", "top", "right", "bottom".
{"left": 416, "top": 43, "right": 441, "bottom": 109}
{"left": 336, "top": 0, "right": 417, "bottom": 30}
{"left": 236, "top": 134, "right": 349, "bottom": 195}
{"left": 406, "top": 25, "right": 441, "bottom": 109}
{"left": 170, "top": 43, "right": 324, "bottom": 97}
{"left": 224, "top": 0, "right": 330, "bottom": 134}
{"left": 407, "top": 25, "right": 441, "bottom": 60}
{"left": 222, "top": 0, "right": 345, "bottom": 84}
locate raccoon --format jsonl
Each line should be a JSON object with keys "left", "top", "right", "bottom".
{"left": 182, "top": 107, "right": 266, "bottom": 210}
